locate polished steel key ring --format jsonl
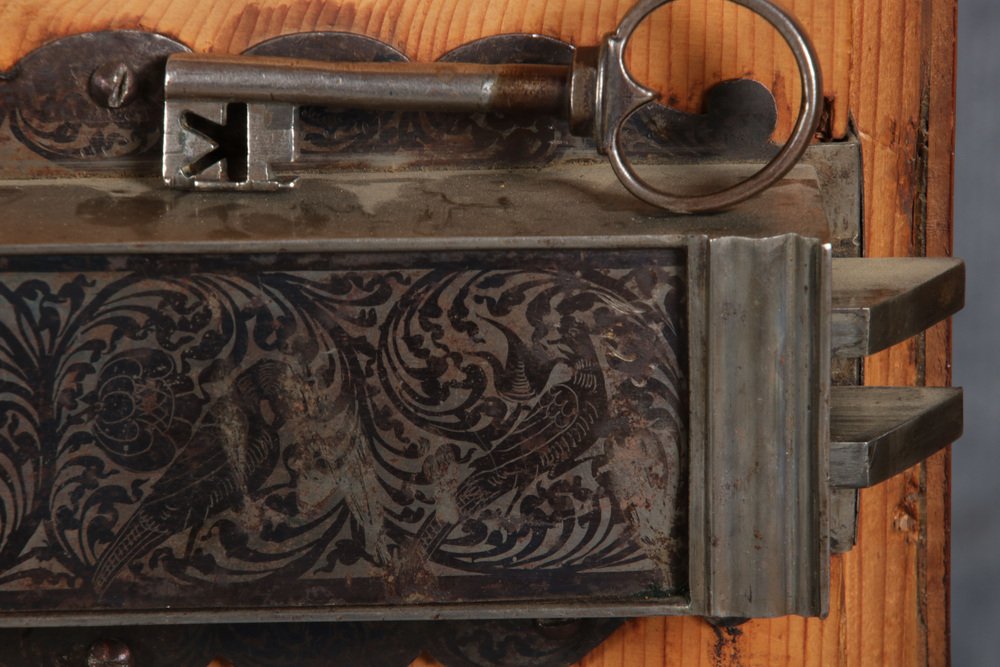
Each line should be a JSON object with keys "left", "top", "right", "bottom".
{"left": 592, "top": 0, "right": 824, "bottom": 214}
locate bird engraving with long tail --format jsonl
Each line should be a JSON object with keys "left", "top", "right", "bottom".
{"left": 0, "top": 250, "right": 688, "bottom": 612}
{"left": 92, "top": 359, "right": 317, "bottom": 592}
{"left": 399, "top": 316, "right": 609, "bottom": 582}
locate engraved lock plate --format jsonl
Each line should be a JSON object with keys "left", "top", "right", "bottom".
{"left": 0, "top": 165, "right": 824, "bottom": 625}
{"left": 0, "top": 160, "right": 963, "bottom": 627}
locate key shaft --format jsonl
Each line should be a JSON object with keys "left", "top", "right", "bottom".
{"left": 166, "top": 54, "right": 572, "bottom": 115}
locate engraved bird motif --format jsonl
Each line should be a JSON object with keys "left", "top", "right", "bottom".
{"left": 288, "top": 399, "right": 391, "bottom": 565}
{"left": 92, "top": 359, "right": 314, "bottom": 593}
{"left": 336, "top": 409, "right": 392, "bottom": 564}
{"left": 409, "top": 316, "right": 608, "bottom": 569}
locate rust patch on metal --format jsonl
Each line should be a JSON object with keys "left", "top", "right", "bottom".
{"left": 490, "top": 65, "right": 569, "bottom": 114}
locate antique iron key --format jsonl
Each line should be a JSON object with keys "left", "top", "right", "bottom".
{"left": 164, "top": 0, "right": 822, "bottom": 214}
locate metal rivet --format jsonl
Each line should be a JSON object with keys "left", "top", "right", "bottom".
{"left": 89, "top": 62, "right": 138, "bottom": 109}
{"left": 86, "top": 638, "right": 134, "bottom": 667}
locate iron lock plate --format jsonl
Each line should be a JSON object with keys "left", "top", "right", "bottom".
{"left": 0, "top": 168, "right": 828, "bottom": 623}
{"left": 0, "top": 161, "right": 963, "bottom": 627}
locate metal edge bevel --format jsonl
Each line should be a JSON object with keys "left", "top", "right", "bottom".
{"left": 816, "top": 242, "right": 832, "bottom": 616}
{"left": 0, "top": 598, "right": 694, "bottom": 629}
{"left": 684, "top": 235, "right": 711, "bottom": 616}
{"left": 0, "top": 234, "right": 698, "bottom": 257}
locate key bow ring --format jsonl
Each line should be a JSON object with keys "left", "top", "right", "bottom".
{"left": 590, "top": 0, "right": 823, "bottom": 213}
{"left": 164, "top": 0, "right": 823, "bottom": 214}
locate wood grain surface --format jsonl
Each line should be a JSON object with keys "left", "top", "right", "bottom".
{"left": 556, "top": 2, "right": 956, "bottom": 665}
{"left": 0, "top": 0, "right": 851, "bottom": 140}
{"left": 556, "top": 1, "right": 957, "bottom": 663}
{"left": 0, "top": 1, "right": 954, "bottom": 665}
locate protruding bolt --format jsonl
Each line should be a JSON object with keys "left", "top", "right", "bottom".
{"left": 89, "top": 62, "right": 139, "bottom": 109}
{"left": 86, "top": 638, "right": 134, "bottom": 667}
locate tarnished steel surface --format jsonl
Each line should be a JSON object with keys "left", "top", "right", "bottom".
{"left": 829, "top": 387, "right": 964, "bottom": 489}
{"left": 1, "top": 622, "right": 424, "bottom": 667}
{"left": 802, "top": 135, "right": 862, "bottom": 553}
{"left": 0, "top": 32, "right": 189, "bottom": 168}
{"left": 160, "top": 52, "right": 571, "bottom": 191}
{"left": 0, "top": 249, "right": 689, "bottom": 623}
{"left": 801, "top": 137, "right": 862, "bottom": 260}
{"left": 830, "top": 258, "right": 965, "bottom": 358}
{"left": 165, "top": 54, "right": 570, "bottom": 113}
{"left": 0, "top": 32, "right": 781, "bottom": 179}
{"left": 831, "top": 257, "right": 966, "bottom": 357}
{"left": 423, "top": 618, "right": 626, "bottom": 667}
{"left": 0, "top": 163, "right": 830, "bottom": 257}
{"left": 0, "top": 0, "right": 819, "bottom": 214}
{"left": 246, "top": 32, "right": 410, "bottom": 63}
{"left": 699, "top": 235, "right": 831, "bottom": 618}
{"left": 159, "top": 0, "right": 823, "bottom": 212}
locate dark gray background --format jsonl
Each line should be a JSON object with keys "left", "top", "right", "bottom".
{"left": 954, "top": 0, "right": 999, "bottom": 664}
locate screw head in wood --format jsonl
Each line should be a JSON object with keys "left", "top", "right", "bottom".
{"left": 89, "top": 62, "right": 138, "bottom": 109}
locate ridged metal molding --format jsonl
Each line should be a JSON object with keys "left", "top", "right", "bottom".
{"left": 700, "top": 234, "right": 831, "bottom": 618}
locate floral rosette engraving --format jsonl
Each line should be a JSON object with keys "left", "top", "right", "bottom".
{"left": 87, "top": 349, "right": 200, "bottom": 471}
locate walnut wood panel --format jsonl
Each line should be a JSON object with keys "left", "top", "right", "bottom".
{"left": 0, "top": 0, "right": 851, "bottom": 139}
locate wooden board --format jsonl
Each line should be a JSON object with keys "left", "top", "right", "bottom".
{"left": 0, "top": 1, "right": 954, "bottom": 665}
{"left": 0, "top": 0, "right": 852, "bottom": 140}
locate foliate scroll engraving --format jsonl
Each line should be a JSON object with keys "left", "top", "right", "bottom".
{"left": 0, "top": 250, "right": 687, "bottom": 614}
{"left": 0, "top": 31, "right": 777, "bottom": 178}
